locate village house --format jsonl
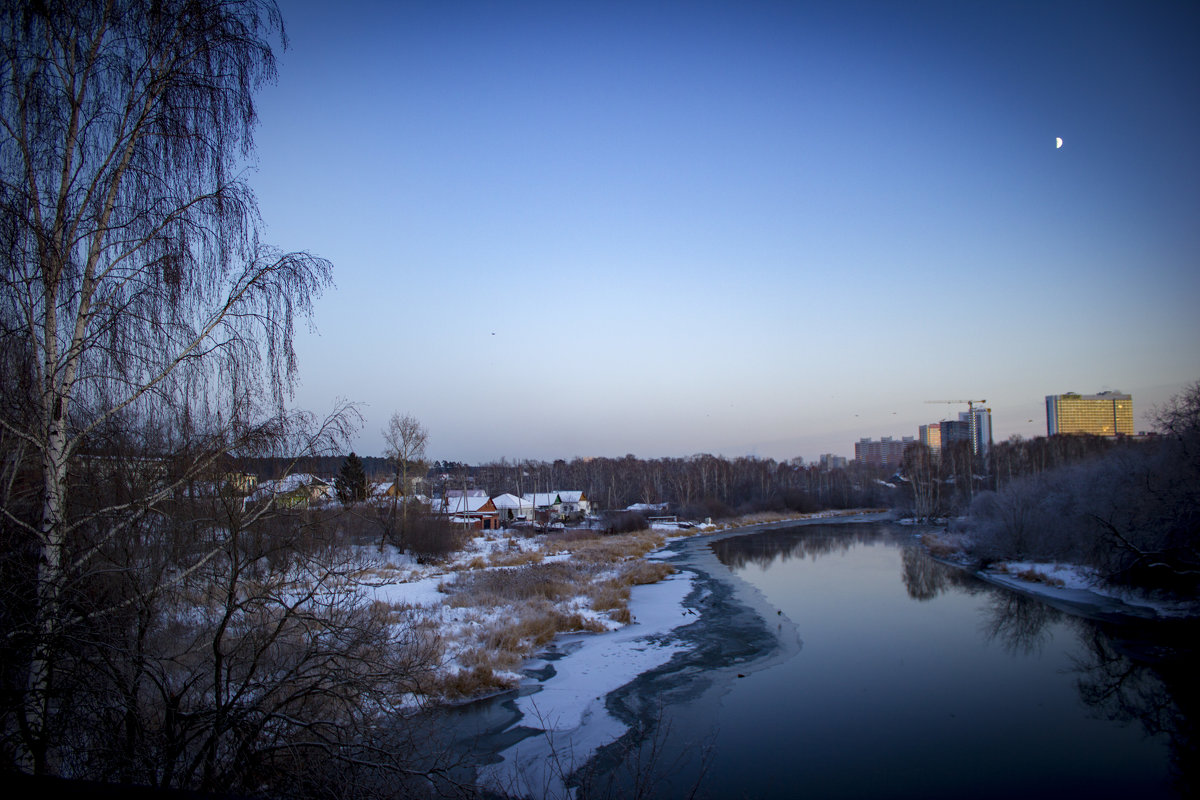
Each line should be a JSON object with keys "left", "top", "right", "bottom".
{"left": 521, "top": 491, "right": 591, "bottom": 522}
{"left": 251, "top": 473, "right": 334, "bottom": 509}
{"left": 491, "top": 493, "right": 534, "bottom": 523}
{"left": 555, "top": 490, "right": 591, "bottom": 518}
{"left": 370, "top": 480, "right": 400, "bottom": 499}
{"left": 222, "top": 472, "right": 258, "bottom": 495}
{"left": 431, "top": 494, "right": 501, "bottom": 529}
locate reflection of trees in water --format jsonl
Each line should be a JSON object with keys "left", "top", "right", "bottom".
{"left": 902, "top": 546, "right": 950, "bottom": 601}
{"left": 900, "top": 546, "right": 985, "bottom": 601}
{"left": 1070, "top": 620, "right": 1199, "bottom": 797}
{"left": 901, "top": 547, "right": 984, "bottom": 601}
{"left": 716, "top": 523, "right": 1197, "bottom": 792}
{"left": 978, "top": 590, "right": 1198, "bottom": 795}
{"left": 979, "top": 591, "right": 1062, "bottom": 655}
{"left": 712, "top": 523, "right": 892, "bottom": 571}
{"left": 715, "top": 524, "right": 980, "bottom": 605}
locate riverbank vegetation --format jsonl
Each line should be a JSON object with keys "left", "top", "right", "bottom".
{"left": 0, "top": 457, "right": 680, "bottom": 795}
{"left": 928, "top": 382, "right": 1200, "bottom": 600}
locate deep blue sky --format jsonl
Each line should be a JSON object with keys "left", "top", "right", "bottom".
{"left": 252, "top": 0, "right": 1200, "bottom": 463}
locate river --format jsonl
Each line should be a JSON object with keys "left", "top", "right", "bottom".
{"left": 450, "top": 520, "right": 1196, "bottom": 798}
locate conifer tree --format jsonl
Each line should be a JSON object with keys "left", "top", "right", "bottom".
{"left": 336, "top": 452, "right": 367, "bottom": 505}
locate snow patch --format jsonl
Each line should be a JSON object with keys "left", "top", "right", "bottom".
{"left": 480, "top": 570, "right": 695, "bottom": 798}
{"left": 984, "top": 561, "right": 1199, "bottom": 619}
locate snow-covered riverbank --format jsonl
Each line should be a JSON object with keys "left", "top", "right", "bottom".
{"left": 973, "top": 561, "right": 1200, "bottom": 621}
{"left": 911, "top": 527, "right": 1200, "bottom": 622}
{"left": 333, "top": 510, "right": 888, "bottom": 796}
{"left": 464, "top": 510, "right": 889, "bottom": 797}
{"left": 475, "top": 565, "right": 696, "bottom": 798}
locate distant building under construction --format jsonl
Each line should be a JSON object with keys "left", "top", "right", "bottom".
{"left": 1046, "top": 391, "right": 1134, "bottom": 437}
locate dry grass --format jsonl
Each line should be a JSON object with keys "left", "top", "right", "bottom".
{"left": 405, "top": 527, "right": 686, "bottom": 705}
{"left": 717, "top": 511, "right": 798, "bottom": 528}
{"left": 435, "top": 664, "right": 518, "bottom": 699}
{"left": 445, "top": 561, "right": 581, "bottom": 607}
{"left": 434, "top": 601, "right": 612, "bottom": 698}
{"left": 453, "top": 555, "right": 488, "bottom": 571}
{"left": 370, "top": 599, "right": 422, "bottom": 626}
{"left": 605, "top": 605, "right": 632, "bottom": 624}
{"left": 583, "top": 561, "right": 675, "bottom": 623}
{"left": 429, "top": 529, "right": 680, "bottom": 700}
{"left": 487, "top": 549, "right": 545, "bottom": 568}
{"left": 543, "top": 530, "right": 665, "bottom": 564}
{"left": 481, "top": 603, "right": 608, "bottom": 652}
{"left": 588, "top": 580, "right": 630, "bottom": 614}
{"left": 1015, "top": 567, "right": 1066, "bottom": 587}
{"left": 921, "top": 531, "right": 968, "bottom": 558}
{"left": 620, "top": 559, "right": 675, "bottom": 586}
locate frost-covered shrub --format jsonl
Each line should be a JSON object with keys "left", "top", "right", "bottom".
{"left": 965, "top": 419, "right": 1200, "bottom": 594}
{"left": 677, "top": 497, "right": 734, "bottom": 521}
{"left": 967, "top": 465, "right": 1095, "bottom": 564}
{"left": 602, "top": 509, "right": 650, "bottom": 534}
{"left": 403, "top": 513, "right": 468, "bottom": 562}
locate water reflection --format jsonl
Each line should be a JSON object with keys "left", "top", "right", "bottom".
{"left": 1071, "top": 620, "right": 1199, "bottom": 797}
{"left": 901, "top": 544, "right": 950, "bottom": 601}
{"left": 980, "top": 591, "right": 1061, "bottom": 655}
{"left": 709, "top": 523, "right": 1196, "bottom": 798}
{"left": 710, "top": 523, "right": 881, "bottom": 569}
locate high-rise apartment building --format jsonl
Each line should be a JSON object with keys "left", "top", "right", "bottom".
{"left": 932, "top": 408, "right": 992, "bottom": 457}
{"left": 1046, "top": 391, "right": 1134, "bottom": 437}
{"left": 963, "top": 407, "right": 992, "bottom": 457}
{"left": 818, "top": 453, "right": 848, "bottom": 471}
{"left": 940, "top": 419, "right": 971, "bottom": 449}
{"left": 918, "top": 423, "right": 941, "bottom": 456}
{"left": 854, "top": 436, "right": 914, "bottom": 468}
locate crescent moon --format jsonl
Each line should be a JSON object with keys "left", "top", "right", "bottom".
{"left": 1056, "top": 137, "right": 1063, "bottom": 149}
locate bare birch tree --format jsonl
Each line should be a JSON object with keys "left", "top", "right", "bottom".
{"left": 901, "top": 442, "right": 940, "bottom": 522}
{"left": 0, "top": 0, "right": 334, "bottom": 775}
{"left": 382, "top": 412, "right": 428, "bottom": 548}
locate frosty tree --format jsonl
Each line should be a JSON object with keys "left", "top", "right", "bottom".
{"left": 383, "top": 412, "right": 428, "bottom": 546}
{"left": 0, "top": 0, "right": 334, "bottom": 775}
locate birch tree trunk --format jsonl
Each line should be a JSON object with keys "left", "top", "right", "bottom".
{"left": 1, "top": 0, "right": 331, "bottom": 774}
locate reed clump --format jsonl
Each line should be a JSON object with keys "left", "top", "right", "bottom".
{"left": 487, "top": 549, "right": 545, "bottom": 568}
{"left": 920, "top": 531, "right": 966, "bottom": 558}
{"left": 1015, "top": 567, "right": 1065, "bottom": 587}
{"left": 543, "top": 530, "right": 665, "bottom": 564}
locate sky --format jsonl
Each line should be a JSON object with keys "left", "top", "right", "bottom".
{"left": 250, "top": 0, "right": 1200, "bottom": 464}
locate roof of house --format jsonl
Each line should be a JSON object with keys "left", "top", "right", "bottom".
{"left": 446, "top": 488, "right": 488, "bottom": 498}
{"left": 523, "top": 492, "right": 562, "bottom": 507}
{"left": 253, "top": 473, "right": 329, "bottom": 495}
{"left": 491, "top": 493, "right": 530, "bottom": 509}
{"left": 433, "top": 495, "right": 496, "bottom": 514}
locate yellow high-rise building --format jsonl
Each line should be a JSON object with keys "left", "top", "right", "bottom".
{"left": 1045, "top": 391, "right": 1134, "bottom": 437}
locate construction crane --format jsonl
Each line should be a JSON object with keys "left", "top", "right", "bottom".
{"left": 925, "top": 399, "right": 987, "bottom": 413}
{"left": 925, "top": 399, "right": 992, "bottom": 460}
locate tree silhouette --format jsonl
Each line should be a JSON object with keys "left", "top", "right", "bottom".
{"left": 335, "top": 452, "right": 368, "bottom": 505}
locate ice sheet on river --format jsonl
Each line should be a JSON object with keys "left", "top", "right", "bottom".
{"left": 479, "top": 567, "right": 695, "bottom": 798}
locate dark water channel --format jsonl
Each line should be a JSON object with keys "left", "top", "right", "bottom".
{"left": 587, "top": 522, "right": 1197, "bottom": 799}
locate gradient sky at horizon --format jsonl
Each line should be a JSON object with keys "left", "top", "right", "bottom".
{"left": 251, "top": 0, "right": 1200, "bottom": 463}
